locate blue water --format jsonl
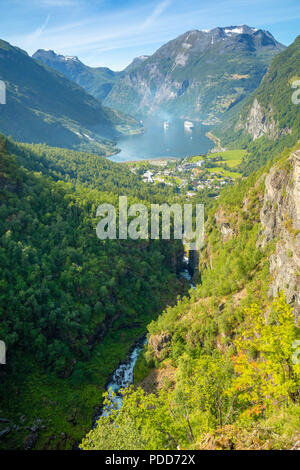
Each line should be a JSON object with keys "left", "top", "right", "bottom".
{"left": 110, "top": 118, "right": 213, "bottom": 162}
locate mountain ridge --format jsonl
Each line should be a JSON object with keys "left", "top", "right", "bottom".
{"left": 0, "top": 39, "right": 141, "bottom": 154}
{"left": 103, "top": 25, "right": 285, "bottom": 121}
{"left": 33, "top": 26, "right": 285, "bottom": 123}
{"left": 33, "top": 48, "right": 121, "bottom": 102}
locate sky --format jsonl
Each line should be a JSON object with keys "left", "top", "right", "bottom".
{"left": 1, "top": 0, "right": 300, "bottom": 70}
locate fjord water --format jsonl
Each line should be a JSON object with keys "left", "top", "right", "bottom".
{"left": 110, "top": 118, "right": 214, "bottom": 162}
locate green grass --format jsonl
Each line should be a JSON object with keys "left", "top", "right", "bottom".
{"left": 207, "top": 167, "right": 242, "bottom": 179}
{"left": 187, "top": 155, "right": 206, "bottom": 163}
{"left": 156, "top": 175, "right": 182, "bottom": 185}
{"left": 208, "top": 149, "right": 247, "bottom": 168}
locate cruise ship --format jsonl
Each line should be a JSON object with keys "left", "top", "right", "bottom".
{"left": 184, "top": 120, "right": 194, "bottom": 129}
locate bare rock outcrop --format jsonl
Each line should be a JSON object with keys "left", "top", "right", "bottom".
{"left": 214, "top": 208, "right": 234, "bottom": 241}
{"left": 148, "top": 332, "right": 172, "bottom": 360}
{"left": 259, "top": 150, "right": 300, "bottom": 319}
{"left": 236, "top": 98, "right": 290, "bottom": 141}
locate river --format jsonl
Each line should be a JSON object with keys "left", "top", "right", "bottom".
{"left": 94, "top": 256, "right": 194, "bottom": 422}
{"left": 109, "top": 118, "right": 213, "bottom": 162}
{"left": 96, "top": 338, "right": 147, "bottom": 420}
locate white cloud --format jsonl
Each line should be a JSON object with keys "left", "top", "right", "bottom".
{"left": 140, "top": 0, "right": 172, "bottom": 31}
{"left": 23, "top": 15, "right": 50, "bottom": 48}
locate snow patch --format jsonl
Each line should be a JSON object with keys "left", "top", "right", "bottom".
{"left": 224, "top": 26, "right": 258, "bottom": 36}
{"left": 64, "top": 56, "right": 79, "bottom": 62}
{"left": 224, "top": 27, "right": 244, "bottom": 35}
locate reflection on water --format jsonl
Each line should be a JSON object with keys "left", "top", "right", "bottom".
{"left": 110, "top": 118, "right": 213, "bottom": 162}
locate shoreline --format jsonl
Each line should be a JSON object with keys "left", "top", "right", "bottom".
{"left": 205, "top": 131, "right": 226, "bottom": 153}
{"left": 119, "top": 157, "right": 178, "bottom": 164}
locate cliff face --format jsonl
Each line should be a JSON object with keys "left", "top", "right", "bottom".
{"left": 260, "top": 149, "right": 300, "bottom": 319}
{"left": 236, "top": 98, "right": 291, "bottom": 140}
{"left": 239, "top": 98, "right": 279, "bottom": 140}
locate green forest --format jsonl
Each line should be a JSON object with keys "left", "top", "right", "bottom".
{"left": 0, "top": 135, "right": 185, "bottom": 449}
{"left": 0, "top": 16, "right": 300, "bottom": 453}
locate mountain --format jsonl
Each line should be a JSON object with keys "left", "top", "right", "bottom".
{"left": 123, "top": 55, "right": 150, "bottom": 73}
{"left": 32, "top": 50, "right": 151, "bottom": 99}
{"left": 214, "top": 35, "right": 300, "bottom": 173}
{"left": 103, "top": 26, "right": 285, "bottom": 122}
{"left": 33, "top": 49, "right": 121, "bottom": 101}
{"left": 0, "top": 40, "right": 141, "bottom": 154}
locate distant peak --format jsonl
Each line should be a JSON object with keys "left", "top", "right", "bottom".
{"left": 33, "top": 49, "right": 81, "bottom": 63}
{"left": 199, "top": 25, "right": 265, "bottom": 36}
{"left": 124, "top": 55, "right": 150, "bottom": 72}
{"left": 34, "top": 48, "right": 58, "bottom": 56}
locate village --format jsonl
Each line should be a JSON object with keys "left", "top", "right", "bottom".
{"left": 125, "top": 150, "right": 244, "bottom": 199}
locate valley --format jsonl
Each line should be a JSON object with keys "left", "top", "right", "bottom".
{"left": 0, "top": 14, "right": 299, "bottom": 452}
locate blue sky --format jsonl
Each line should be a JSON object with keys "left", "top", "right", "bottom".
{"left": 1, "top": 0, "right": 300, "bottom": 70}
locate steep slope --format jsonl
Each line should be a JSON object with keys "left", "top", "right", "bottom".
{"left": 237, "top": 35, "right": 300, "bottom": 140}
{"left": 4, "top": 136, "right": 177, "bottom": 203}
{"left": 32, "top": 49, "right": 121, "bottom": 101}
{"left": 83, "top": 145, "right": 300, "bottom": 451}
{"left": 214, "top": 35, "right": 300, "bottom": 174}
{"left": 260, "top": 151, "right": 300, "bottom": 319}
{"left": 104, "top": 26, "right": 285, "bottom": 122}
{"left": 0, "top": 40, "right": 141, "bottom": 154}
{"left": 123, "top": 55, "right": 150, "bottom": 73}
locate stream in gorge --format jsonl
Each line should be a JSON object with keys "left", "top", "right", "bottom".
{"left": 93, "top": 255, "right": 195, "bottom": 424}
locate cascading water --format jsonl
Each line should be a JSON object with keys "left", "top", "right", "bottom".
{"left": 94, "top": 255, "right": 195, "bottom": 424}
{"left": 180, "top": 255, "right": 196, "bottom": 289}
{"left": 94, "top": 338, "right": 147, "bottom": 422}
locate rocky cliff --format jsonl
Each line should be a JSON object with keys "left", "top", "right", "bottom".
{"left": 260, "top": 149, "right": 300, "bottom": 320}
{"left": 235, "top": 98, "right": 291, "bottom": 140}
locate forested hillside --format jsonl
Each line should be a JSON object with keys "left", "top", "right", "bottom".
{"left": 214, "top": 35, "right": 300, "bottom": 174}
{"left": 0, "top": 39, "right": 141, "bottom": 155}
{"left": 5, "top": 138, "right": 176, "bottom": 203}
{"left": 0, "top": 135, "right": 184, "bottom": 450}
